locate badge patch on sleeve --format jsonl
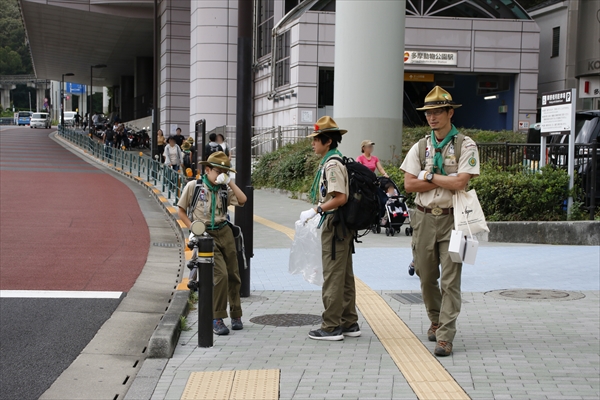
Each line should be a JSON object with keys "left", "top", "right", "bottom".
{"left": 468, "top": 156, "right": 477, "bottom": 167}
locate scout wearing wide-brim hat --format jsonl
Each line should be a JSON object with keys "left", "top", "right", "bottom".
{"left": 308, "top": 116, "right": 347, "bottom": 138}
{"left": 199, "top": 151, "right": 236, "bottom": 173}
{"left": 416, "top": 86, "right": 462, "bottom": 111}
{"left": 181, "top": 141, "right": 191, "bottom": 151}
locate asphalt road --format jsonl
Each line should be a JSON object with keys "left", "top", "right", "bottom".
{"left": 0, "top": 125, "right": 149, "bottom": 399}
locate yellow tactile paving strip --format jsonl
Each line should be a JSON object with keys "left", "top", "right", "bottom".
{"left": 355, "top": 278, "right": 470, "bottom": 400}
{"left": 181, "top": 369, "right": 279, "bottom": 400}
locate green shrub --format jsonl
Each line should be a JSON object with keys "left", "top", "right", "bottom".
{"left": 252, "top": 139, "right": 320, "bottom": 193}
{"left": 468, "top": 162, "right": 573, "bottom": 221}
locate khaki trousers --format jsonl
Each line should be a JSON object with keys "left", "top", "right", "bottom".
{"left": 411, "top": 210, "right": 462, "bottom": 342}
{"left": 208, "top": 226, "right": 242, "bottom": 320}
{"left": 320, "top": 214, "right": 358, "bottom": 332}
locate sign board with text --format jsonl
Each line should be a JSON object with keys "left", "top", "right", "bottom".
{"left": 404, "top": 73, "right": 434, "bottom": 82}
{"left": 65, "top": 83, "right": 85, "bottom": 94}
{"left": 404, "top": 51, "right": 457, "bottom": 66}
{"left": 540, "top": 89, "right": 573, "bottom": 136}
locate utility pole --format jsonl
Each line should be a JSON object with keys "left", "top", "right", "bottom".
{"left": 235, "top": 0, "right": 253, "bottom": 297}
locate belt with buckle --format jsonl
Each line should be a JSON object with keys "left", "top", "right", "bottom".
{"left": 416, "top": 205, "right": 453, "bottom": 216}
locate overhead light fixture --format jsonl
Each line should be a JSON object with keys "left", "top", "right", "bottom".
{"left": 484, "top": 95, "right": 498, "bottom": 100}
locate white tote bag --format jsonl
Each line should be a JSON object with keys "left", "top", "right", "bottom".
{"left": 452, "top": 189, "right": 489, "bottom": 235}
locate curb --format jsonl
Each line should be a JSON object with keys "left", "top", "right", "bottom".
{"left": 53, "top": 133, "right": 192, "bottom": 359}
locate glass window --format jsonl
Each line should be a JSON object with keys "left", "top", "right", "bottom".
{"left": 274, "top": 31, "right": 291, "bottom": 88}
{"left": 256, "top": 0, "right": 274, "bottom": 59}
{"left": 551, "top": 27, "right": 560, "bottom": 58}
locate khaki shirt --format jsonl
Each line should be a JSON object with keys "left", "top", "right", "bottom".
{"left": 318, "top": 156, "right": 349, "bottom": 209}
{"left": 400, "top": 134, "right": 480, "bottom": 209}
{"left": 178, "top": 180, "right": 242, "bottom": 226}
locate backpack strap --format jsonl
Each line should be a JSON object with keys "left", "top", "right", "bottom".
{"left": 188, "top": 179, "right": 203, "bottom": 221}
{"left": 418, "top": 133, "right": 465, "bottom": 171}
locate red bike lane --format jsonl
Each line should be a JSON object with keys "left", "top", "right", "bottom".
{"left": 0, "top": 127, "right": 149, "bottom": 292}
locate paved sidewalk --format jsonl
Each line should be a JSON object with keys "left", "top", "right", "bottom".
{"left": 141, "top": 189, "right": 599, "bottom": 400}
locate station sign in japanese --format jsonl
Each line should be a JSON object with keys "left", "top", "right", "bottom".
{"left": 540, "top": 89, "right": 574, "bottom": 136}
{"left": 404, "top": 51, "right": 457, "bottom": 66}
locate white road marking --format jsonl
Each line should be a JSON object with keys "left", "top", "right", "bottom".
{"left": 0, "top": 290, "right": 123, "bottom": 299}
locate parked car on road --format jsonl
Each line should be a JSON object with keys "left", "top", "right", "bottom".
{"left": 17, "top": 111, "right": 32, "bottom": 126}
{"left": 63, "top": 111, "right": 76, "bottom": 126}
{"left": 30, "top": 112, "right": 51, "bottom": 129}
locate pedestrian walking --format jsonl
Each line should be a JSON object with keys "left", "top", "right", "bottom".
{"left": 356, "top": 140, "right": 388, "bottom": 177}
{"left": 173, "top": 127, "right": 185, "bottom": 147}
{"left": 216, "top": 133, "right": 230, "bottom": 159}
{"left": 156, "top": 129, "right": 166, "bottom": 161}
{"left": 102, "top": 125, "right": 115, "bottom": 160}
{"left": 177, "top": 151, "right": 247, "bottom": 335}
{"left": 205, "top": 133, "right": 223, "bottom": 158}
{"left": 163, "top": 136, "right": 183, "bottom": 171}
{"left": 400, "top": 86, "right": 480, "bottom": 357}
{"left": 299, "top": 116, "right": 361, "bottom": 341}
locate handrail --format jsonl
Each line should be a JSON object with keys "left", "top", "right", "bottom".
{"left": 57, "top": 126, "right": 187, "bottom": 204}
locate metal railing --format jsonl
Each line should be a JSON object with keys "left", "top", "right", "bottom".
{"left": 58, "top": 126, "right": 188, "bottom": 204}
{"left": 478, "top": 142, "right": 598, "bottom": 218}
{"left": 206, "top": 125, "right": 312, "bottom": 159}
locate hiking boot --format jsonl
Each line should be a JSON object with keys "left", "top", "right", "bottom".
{"left": 231, "top": 317, "right": 243, "bottom": 330}
{"left": 427, "top": 322, "right": 439, "bottom": 342}
{"left": 308, "top": 327, "right": 344, "bottom": 341}
{"left": 434, "top": 341, "right": 453, "bottom": 357}
{"left": 342, "top": 322, "right": 361, "bottom": 337}
{"left": 213, "top": 318, "right": 230, "bottom": 335}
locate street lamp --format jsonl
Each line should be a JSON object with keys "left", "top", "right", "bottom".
{"left": 89, "top": 64, "right": 107, "bottom": 134}
{"left": 61, "top": 73, "right": 74, "bottom": 128}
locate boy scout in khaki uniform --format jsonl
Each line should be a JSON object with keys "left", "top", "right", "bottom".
{"left": 177, "top": 151, "right": 247, "bottom": 336}
{"left": 299, "top": 116, "right": 360, "bottom": 341}
{"left": 400, "top": 86, "right": 480, "bottom": 356}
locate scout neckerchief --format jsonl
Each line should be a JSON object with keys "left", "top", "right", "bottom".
{"left": 431, "top": 124, "right": 459, "bottom": 176}
{"left": 309, "top": 148, "right": 343, "bottom": 204}
{"left": 202, "top": 175, "right": 220, "bottom": 228}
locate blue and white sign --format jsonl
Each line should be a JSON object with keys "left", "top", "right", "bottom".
{"left": 65, "top": 83, "right": 85, "bottom": 94}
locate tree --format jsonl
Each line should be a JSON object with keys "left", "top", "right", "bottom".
{"left": 0, "top": 0, "right": 33, "bottom": 75}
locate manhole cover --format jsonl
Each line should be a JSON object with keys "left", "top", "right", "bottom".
{"left": 153, "top": 242, "right": 179, "bottom": 248}
{"left": 485, "top": 289, "right": 585, "bottom": 302}
{"left": 250, "top": 314, "right": 322, "bottom": 327}
{"left": 240, "top": 295, "right": 269, "bottom": 303}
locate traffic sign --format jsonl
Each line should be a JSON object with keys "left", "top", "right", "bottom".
{"left": 540, "top": 89, "right": 573, "bottom": 136}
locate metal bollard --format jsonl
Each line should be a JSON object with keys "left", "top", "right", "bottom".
{"left": 196, "top": 234, "right": 215, "bottom": 348}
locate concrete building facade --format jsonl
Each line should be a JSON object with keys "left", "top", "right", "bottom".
{"left": 529, "top": 0, "right": 600, "bottom": 111}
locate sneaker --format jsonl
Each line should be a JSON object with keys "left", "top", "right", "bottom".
{"left": 434, "top": 341, "right": 453, "bottom": 357}
{"left": 342, "top": 322, "right": 361, "bottom": 337}
{"left": 427, "top": 322, "right": 439, "bottom": 342}
{"left": 231, "top": 317, "right": 243, "bottom": 330}
{"left": 308, "top": 327, "right": 344, "bottom": 341}
{"left": 213, "top": 318, "right": 230, "bottom": 335}
{"left": 408, "top": 261, "right": 415, "bottom": 276}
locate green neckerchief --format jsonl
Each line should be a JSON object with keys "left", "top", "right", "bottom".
{"left": 202, "top": 175, "right": 219, "bottom": 228}
{"left": 309, "top": 148, "right": 343, "bottom": 204}
{"left": 431, "top": 124, "right": 459, "bottom": 176}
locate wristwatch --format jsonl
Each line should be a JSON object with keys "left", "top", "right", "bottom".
{"left": 317, "top": 206, "right": 324, "bottom": 215}
{"left": 426, "top": 172, "right": 434, "bottom": 183}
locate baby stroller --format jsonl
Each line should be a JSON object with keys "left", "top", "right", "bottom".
{"left": 374, "top": 177, "right": 413, "bottom": 237}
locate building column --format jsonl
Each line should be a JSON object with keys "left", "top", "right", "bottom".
{"left": 333, "top": 1, "right": 405, "bottom": 162}
{"left": 0, "top": 84, "right": 15, "bottom": 110}
{"left": 189, "top": 0, "right": 237, "bottom": 132}
{"left": 159, "top": 0, "right": 190, "bottom": 137}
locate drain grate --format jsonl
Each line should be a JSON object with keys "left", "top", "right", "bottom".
{"left": 249, "top": 313, "right": 322, "bottom": 327}
{"left": 389, "top": 292, "right": 424, "bottom": 304}
{"left": 241, "top": 295, "right": 269, "bottom": 303}
{"left": 153, "top": 242, "right": 179, "bottom": 248}
{"left": 485, "top": 289, "right": 585, "bottom": 302}
{"left": 389, "top": 292, "right": 469, "bottom": 305}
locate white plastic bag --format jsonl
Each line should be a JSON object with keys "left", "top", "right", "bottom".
{"left": 452, "top": 189, "right": 489, "bottom": 235}
{"left": 289, "top": 216, "right": 323, "bottom": 286}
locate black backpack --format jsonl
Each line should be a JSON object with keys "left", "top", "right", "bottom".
{"left": 326, "top": 156, "right": 381, "bottom": 236}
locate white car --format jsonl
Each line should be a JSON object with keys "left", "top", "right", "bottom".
{"left": 30, "top": 112, "right": 51, "bottom": 129}
{"left": 63, "top": 111, "right": 76, "bottom": 126}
